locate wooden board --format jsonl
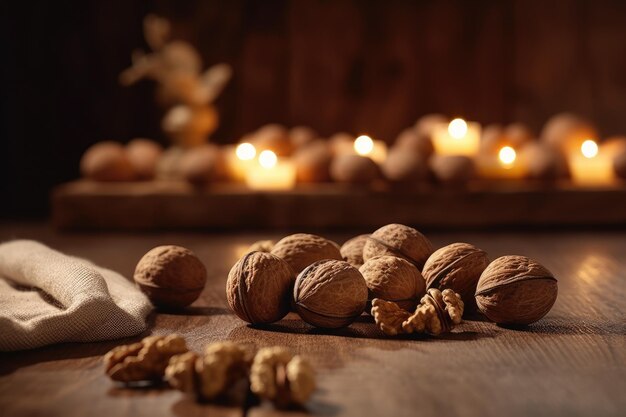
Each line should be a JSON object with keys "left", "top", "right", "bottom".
{"left": 51, "top": 180, "right": 626, "bottom": 230}
{"left": 0, "top": 224, "right": 624, "bottom": 417}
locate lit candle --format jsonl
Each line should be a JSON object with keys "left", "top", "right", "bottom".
{"left": 245, "top": 150, "right": 296, "bottom": 190}
{"left": 477, "top": 146, "right": 528, "bottom": 179}
{"left": 569, "top": 139, "right": 615, "bottom": 185}
{"left": 225, "top": 142, "right": 256, "bottom": 181}
{"left": 353, "top": 135, "right": 387, "bottom": 163}
{"left": 432, "top": 118, "right": 481, "bottom": 156}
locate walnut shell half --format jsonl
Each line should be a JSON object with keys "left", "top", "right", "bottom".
{"left": 422, "top": 242, "right": 489, "bottom": 313}
{"left": 293, "top": 259, "right": 368, "bottom": 328}
{"left": 475, "top": 255, "right": 558, "bottom": 325}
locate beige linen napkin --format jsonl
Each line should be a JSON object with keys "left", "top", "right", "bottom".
{"left": 0, "top": 240, "right": 152, "bottom": 351}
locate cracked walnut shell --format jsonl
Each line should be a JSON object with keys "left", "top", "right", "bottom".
{"left": 165, "top": 341, "right": 253, "bottom": 401}
{"left": 372, "top": 288, "right": 464, "bottom": 336}
{"left": 475, "top": 255, "right": 558, "bottom": 325}
{"left": 250, "top": 346, "right": 315, "bottom": 408}
{"left": 227, "top": 251, "right": 294, "bottom": 324}
{"left": 293, "top": 259, "right": 368, "bottom": 328}
{"left": 134, "top": 245, "right": 207, "bottom": 308}
{"left": 271, "top": 233, "right": 342, "bottom": 274}
{"left": 104, "top": 334, "right": 188, "bottom": 382}
{"left": 422, "top": 243, "right": 489, "bottom": 313}
{"left": 359, "top": 255, "right": 425, "bottom": 312}
{"left": 363, "top": 224, "right": 433, "bottom": 270}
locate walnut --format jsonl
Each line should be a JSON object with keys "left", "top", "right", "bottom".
{"left": 293, "top": 141, "right": 332, "bottom": 183}
{"left": 382, "top": 148, "right": 429, "bottom": 184}
{"left": 359, "top": 255, "right": 425, "bottom": 312}
{"left": 414, "top": 113, "right": 446, "bottom": 139}
{"left": 372, "top": 288, "right": 464, "bottom": 336}
{"left": 134, "top": 245, "right": 207, "bottom": 308}
{"left": 250, "top": 347, "right": 315, "bottom": 409}
{"left": 329, "top": 154, "right": 380, "bottom": 184}
{"left": 520, "top": 142, "right": 568, "bottom": 180}
{"left": 541, "top": 112, "right": 598, "bottom": 155}
{"left": 247, "top": 240, "right": 275, "bottom": 253}
{"left": 293, "top": 259, "right": 368, "bottom": 328}
{"left": 475, "top": 255, "right": 558, "bottom": 325}
{"left": 126, "top": 138, "right": 163, "bottom": 180}
{"left": 252, "top": 124, "right": 294, "bottom": 156}
{"left": 104, "top": 334, "right": 188, "bottom": 382}
{"left": 340, "top": 234, "right": 369, "bottom": 268}
{"left": 80, "top": 141, "right": 136, "bottom": 182}
{"left": 165, "top": 341, "right": 253, "bottom": 401}
{"left": 328, "top": 132, "right": 355, "bottom": 156}
{"left": 271, "top": 233, "right": 342, "bottom": 274}
{"left": 179, "top": 144, "right": 226, "bottom": 185}
{"left": 290, "top": 126, "right": 318, "bottom": 149}
{"left": 429, "top": 155, "right": 475, "bottom": 184}
{"left": 394, "top": 128, "right": 434, "bottom": 159}
{"left": 226, "top": 251, "right": 294, "bottom": 324}
{"left": 363, "top": 223, "right": 433, "bottom": 270}
{"left": 422, "top": 243, "right": 489, "bottom": 313}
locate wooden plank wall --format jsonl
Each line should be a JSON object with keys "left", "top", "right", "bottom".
{"left": 2, "top": 0, "right": 626, "bottom": 216}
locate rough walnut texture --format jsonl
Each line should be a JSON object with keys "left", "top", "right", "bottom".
{"left": 359, "top": 255, "right": 425, "bottom": 312}
{"left": 227, "top": 252, "right": 294, "bottom": 324}
{"left": 293, "top": 259, "right": 368, "bottom": 328}
{"left": 340, "top": 234, "right": 369, "bottom": 268}
{"left": 422, "top": 242, "right": 490, "bottom": 313}
{"left": 134, "top": 245, "right": 207, "bottom": 308}
{"left": 104, "top": 334, "right": 188, "bottom": 382}
{"left": 475, "top": 255, "right": 558, "bottom": 325}
{"left": 250, "top": 346, "right": 315, "bottom": 409}
{"left": 165, "top": 341, "right": 252, "bottom": 401}
{"left": 372, "top": 288, "right": 464, "bottom": 336}
{"left": 363, "top": 224, "right": 434, "bottom": 270}
{"left": 271, "top": 233, "right": 342, "bottom": 274}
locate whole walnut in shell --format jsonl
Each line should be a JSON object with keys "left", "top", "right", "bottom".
{"left": 253, "top": 124, "right": 294, "bottom": 156}
{"left": 394, "top": 128, "right": 434, "bottom": 159}
{"left": 80, "top": 141, "right": 136, "bottom": 182}
{"left": 134, "top": 245, "right": 207, "bottom": 308}
{"left": 475, "top": 255, "right": 558, "bottom": 325}
{"left": 414, "top": 113, "right": 447, "bottom": 138}
{"left": 340, "top": 234, "right": 369, "bottom": 268}
{"left": 330, "top": 154, "right": 380, "bottom": 184}
{"left": 359, "top": 256, "right": 425, "bottom": 312}
{"left": 363, "top": 224, "right": 433, "bottom": 270}
{"left": 422, "top": 243, "right": 489, "bottom": 313}
{"left": 227, "top": 251, "right": 294, "bottom": 324}
{"left": 293, "top": 259, "right": 368, "bottom": 328}
{"left": 271, "top": 233, "right": 342, "bottom": 274}
{"left": 179, "top": 144, "right": 225, "bottom": 185}
{"left": 520, "top": 142, "right": 568, "bottom": 180}
{"left": 382, "top": 148, "right": 428, "bottom": 184}
{"left": 290, "top": 126, "right": 318, "bottom": 149}
{"left": 541, "top": 112, "right": 598, "bottom": 155}
{"left": 293, "top": 141, "right": 332, "bottom": 183}
{"left": 126, "top": 138, "right": 163, "bottom": 180}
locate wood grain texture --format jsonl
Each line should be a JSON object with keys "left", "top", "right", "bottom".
{"left": 0, "top": 223, "right": 624, "bottom": 417}
{"left": 51, "top": 180, "right": 626, "bottom": 230}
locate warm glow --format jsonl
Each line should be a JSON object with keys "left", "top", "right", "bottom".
{"left": 258, "top": 150, "right": 277, "bottom": 168}
{"left": 236, "top": 142, "right": 256, "bottom": 160}
{"left": 448, "top": 118, "right": 468, "bottom": 139}
{"left": 354, "top": 135, "right": 374, "bottom": 155}
{"left": 499, "top": 146, "right": 517, "bottom": 166}
{"left": 581, "top": 139, "right": 599, "bottom": 159}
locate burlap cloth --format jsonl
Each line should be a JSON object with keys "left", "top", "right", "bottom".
{"left": 0, "top": 240, "right": 152, "bottom": 351}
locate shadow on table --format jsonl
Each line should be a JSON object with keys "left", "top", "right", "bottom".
{"left": 498, "top": 317, "right": 626, "bottom": 335}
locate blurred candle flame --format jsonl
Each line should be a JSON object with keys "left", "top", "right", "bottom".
{"left": 354, "top": 135, "right": 374, "bottom": 156}
{"left": 236, "top": 142, "right": 256, "bottom": 161}
{"left": 581, "top": 139, "right": 598, "bottom": 159}
{"left": 258, "top": 150, "right": 277, "bottom": 168}
{"left": 499, "top": 146, "right": 516, "bottom": 166}
{"left": 448, "top": 118, "right": 468, "bottom": 139}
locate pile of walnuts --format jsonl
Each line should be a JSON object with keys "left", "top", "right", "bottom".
{"left": 227, "top": 223, "right": 559, "bottom": 336}
{"left": 104, "top": 334, "right": 315, "bottom": 409}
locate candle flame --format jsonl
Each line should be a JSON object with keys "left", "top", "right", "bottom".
{"left": 354, "top": 135, "right": 374, "bottom": 155}
{"left": 499, "top": 146, "right": 516, "bottom": 166}
{"left": 448, "top": 118, "right": 468, "bottom": 139}
{"left": 258, "top": 150, "right": 277, "bottom": 168}
{"left": 581, "top": 139, "right": 598, "bottom": 159}
{"left": 236, "top": 142, "right": 256, "bottom": 160}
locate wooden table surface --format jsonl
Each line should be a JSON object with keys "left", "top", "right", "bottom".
{"left": 0, "top": 223, "right": 624, "bottom": 417}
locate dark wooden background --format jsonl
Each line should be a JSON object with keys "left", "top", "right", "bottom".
{"left": 2, "top": 0, "right": 626, "bottom": 218}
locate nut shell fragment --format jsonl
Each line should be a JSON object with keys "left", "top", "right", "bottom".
{"left": 104, "top": 334, "right": 188, "bottom": 382}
